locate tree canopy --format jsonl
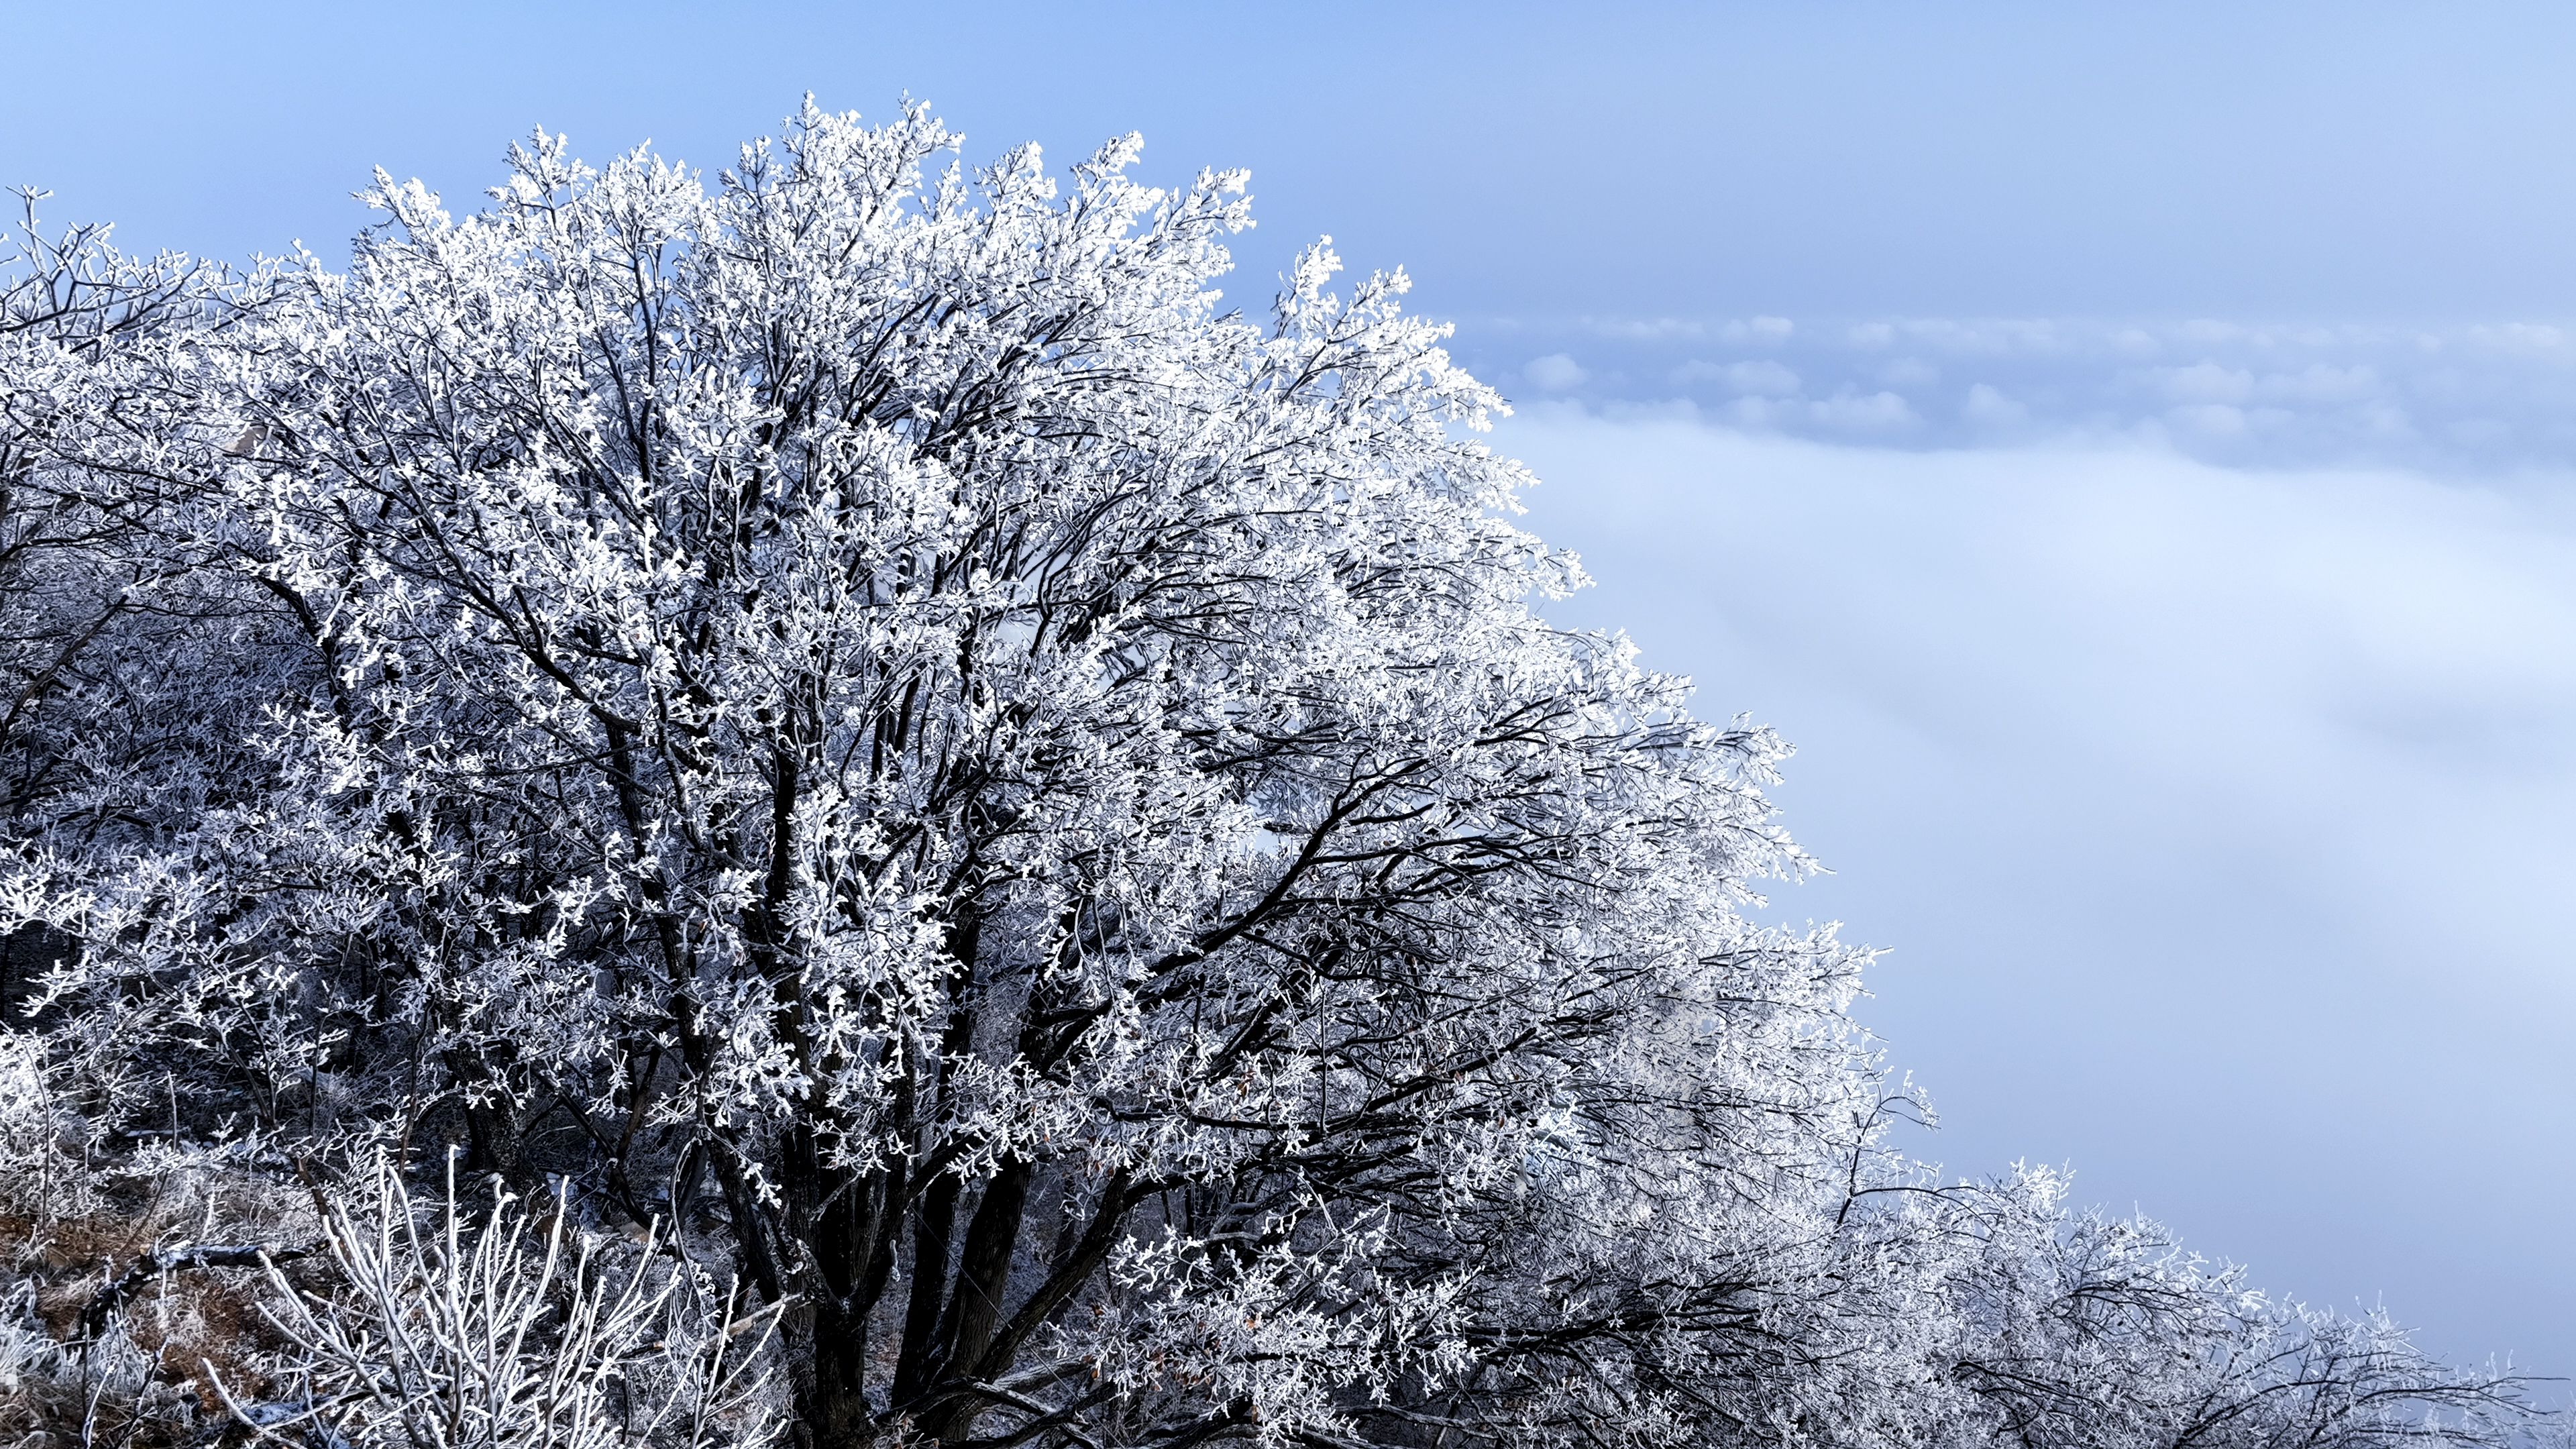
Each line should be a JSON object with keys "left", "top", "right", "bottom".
{"left": 0, "top": 103, "right": 2531, "bottom": 1449}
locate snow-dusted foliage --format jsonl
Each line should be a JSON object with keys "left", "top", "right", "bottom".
{"left": 0, "top": 105, "right": 2531, "bottom": 1448}
{"left": 219, "top": 1152, "right": 780, "bottom": 1449}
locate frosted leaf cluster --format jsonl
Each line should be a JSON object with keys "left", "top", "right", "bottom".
{"left": 0, "top": 111, "right": 2529, "bottom": 1448}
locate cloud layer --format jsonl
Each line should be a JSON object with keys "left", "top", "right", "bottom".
{"left": 1460, "top": 316, "right": 2576, "bottom": 475}
{"left": 1496, "top": 410, "right": 2576, "bottom": 1387}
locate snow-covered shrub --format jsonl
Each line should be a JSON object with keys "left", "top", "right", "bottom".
{"left": 217, "top": 1152, "right": 778, "bottom": 1449}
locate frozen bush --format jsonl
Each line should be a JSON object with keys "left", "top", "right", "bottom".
{"left": 215, "top": 1154, "right": 778, "bottom": 1449}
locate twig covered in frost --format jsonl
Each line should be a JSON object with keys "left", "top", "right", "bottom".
{"left": 209, "top": 1152, "right": 778, "bottom": 1449}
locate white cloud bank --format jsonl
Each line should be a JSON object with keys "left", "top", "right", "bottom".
{"left": 1466, "top": 315, "right": 2576, "bottom": 474}
{"left": 1521, "top": 352, "right": 1589, "bottom": 390}
{"left": 1497, "top": 408, "right": 2576, "bottom": 1387}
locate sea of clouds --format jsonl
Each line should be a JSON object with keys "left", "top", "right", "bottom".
{"left": 1461, "top": 314, "right": 2576, "bottom": 477}
{"left": 1485, "top": 394, "right": 2576, "bottom": 1398}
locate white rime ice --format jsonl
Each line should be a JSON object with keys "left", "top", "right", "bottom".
{"left": 0, "top": 106, "right": 2532, "bottom": 1448}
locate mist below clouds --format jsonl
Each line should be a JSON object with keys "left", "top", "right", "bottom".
{"left": 1497, "top": 409, "right": 2576, "bottom": 1387}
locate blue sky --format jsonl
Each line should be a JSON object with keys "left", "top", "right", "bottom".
{"left": 11, "top": 0, "right": 2576, "bottom": 1389}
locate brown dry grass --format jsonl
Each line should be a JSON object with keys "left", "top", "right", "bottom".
{"left": 0, "top": 1166, "right": 319, "bottom": 1449}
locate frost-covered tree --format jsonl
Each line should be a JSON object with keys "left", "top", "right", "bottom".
{"left": 0, "top": 103, "right": 2531, "bottom": 1449}
{"left": 0, "top": 188, "right": 230, "bottom": 916}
